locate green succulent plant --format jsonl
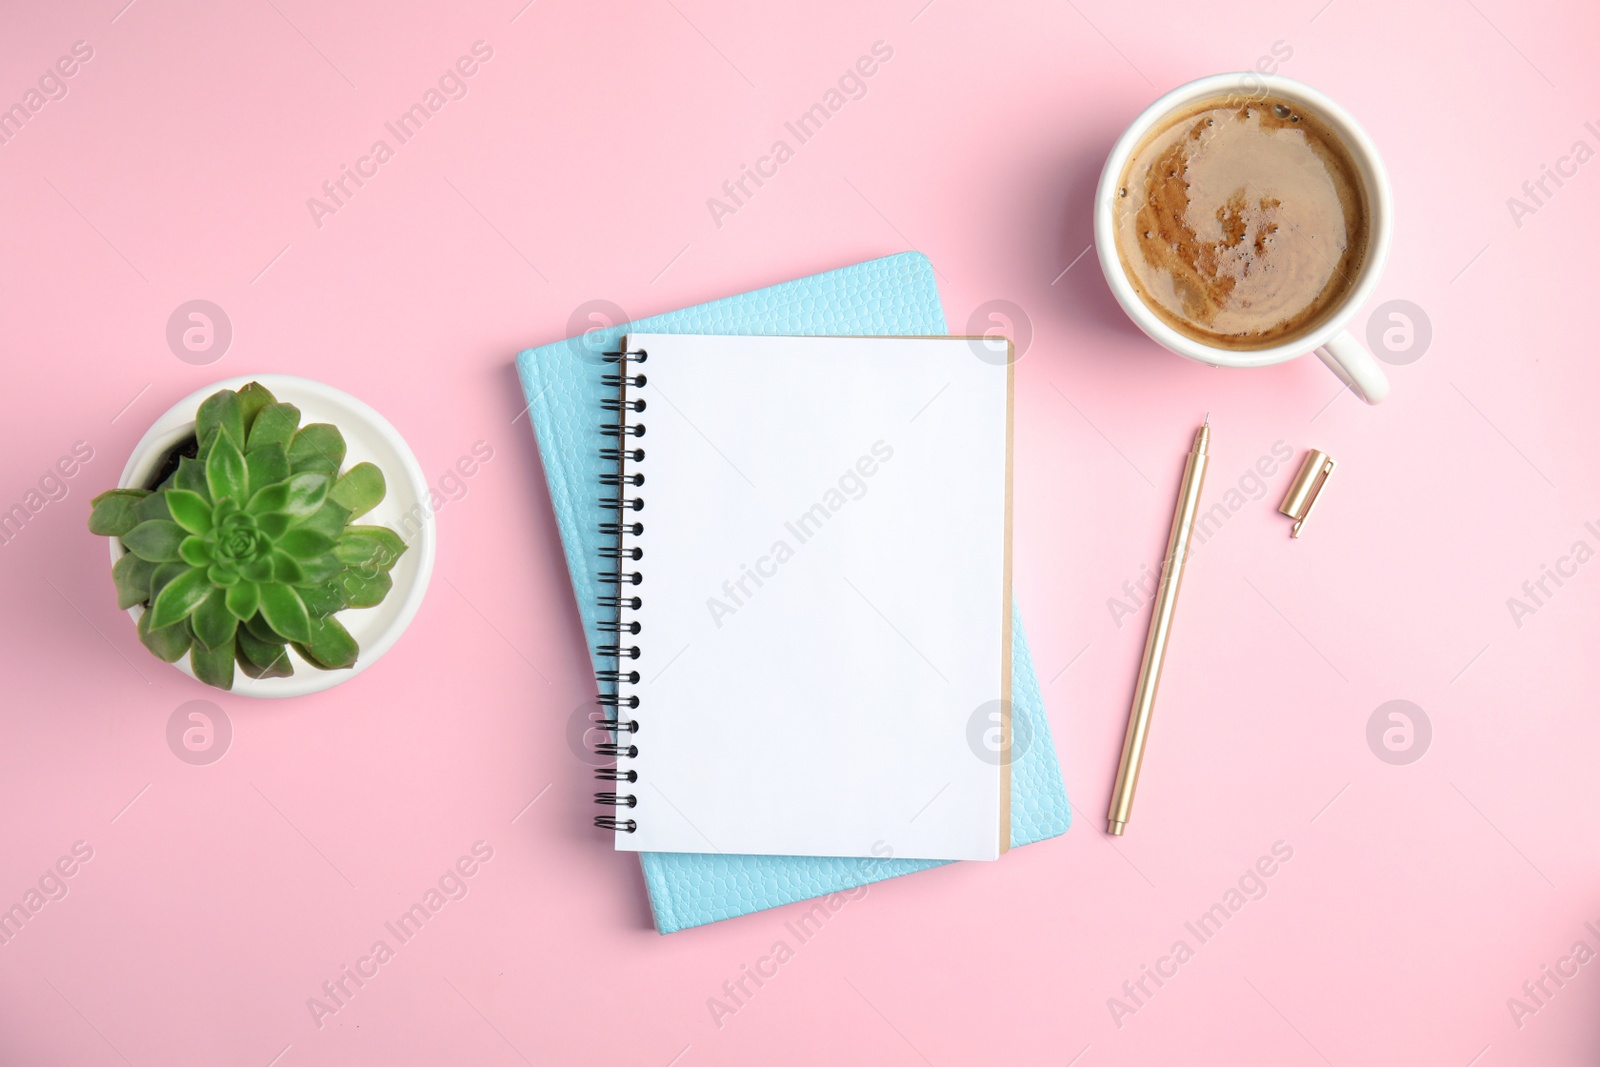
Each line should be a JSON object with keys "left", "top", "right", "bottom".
{"left": 88, "top": 381, "right": 407, "bottom": 691}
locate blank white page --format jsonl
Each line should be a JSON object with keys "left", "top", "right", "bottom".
{"left": 613, "top": 334, "right": 1011, "bottom": 861}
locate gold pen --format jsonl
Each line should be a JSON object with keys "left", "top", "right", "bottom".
{"left": 1107, "top": 417, "right": 1209, "bottom": 835}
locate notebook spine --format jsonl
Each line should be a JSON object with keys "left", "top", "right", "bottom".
{"left": 593, "top": 346, "right": 647, "bottom": 832}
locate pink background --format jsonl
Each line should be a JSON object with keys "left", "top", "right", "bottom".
{"left": 2, "top": 0, "right": 1597, "bottom": 1063}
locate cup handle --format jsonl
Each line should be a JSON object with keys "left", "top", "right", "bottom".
{"left": 1315, "top": 329, "right": 1389, "bottom": 405}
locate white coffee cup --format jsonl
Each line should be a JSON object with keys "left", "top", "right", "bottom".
{"left": 1093, "top": 73, "right": 1393, "bottom": 404}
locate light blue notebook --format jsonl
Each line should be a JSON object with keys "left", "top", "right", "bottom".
{"left": 515, "top": 252, "right": 1071, "bottom": 933}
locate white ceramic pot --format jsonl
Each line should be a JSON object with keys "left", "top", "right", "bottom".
{"left": 111, "top": 375, "right": 436, "bottom": 698}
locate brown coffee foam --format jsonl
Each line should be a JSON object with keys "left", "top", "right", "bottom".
{"left": 1113, "top": 95, "right": 1368, "bottom": 350}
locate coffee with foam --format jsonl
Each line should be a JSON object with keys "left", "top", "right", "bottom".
{"left": 1111, "top": 95, "right": 1369, "bottom": 350}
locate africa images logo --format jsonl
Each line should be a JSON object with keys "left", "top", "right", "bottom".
{"left": 166, "top": 700, "right": 232, "bottom": 766}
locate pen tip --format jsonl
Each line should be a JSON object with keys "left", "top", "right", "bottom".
{"left": 1204, "top": 412, "right": 1210, "bottom": 426}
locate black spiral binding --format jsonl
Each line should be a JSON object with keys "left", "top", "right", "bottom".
{"left": 594, "top": 346, "right": 646, "bottom": 832}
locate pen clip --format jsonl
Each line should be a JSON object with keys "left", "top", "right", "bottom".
{"left": 1277, "top": 450, "right": 1335, "bottom": 538}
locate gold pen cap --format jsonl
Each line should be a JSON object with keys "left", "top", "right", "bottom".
{"left": 1278, "top": 450, "right": 1335, "bottom": 538}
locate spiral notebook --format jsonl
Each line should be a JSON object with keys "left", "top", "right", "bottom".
{"left": 515, "top": 252, "right": 1072, "bottom": 930}
{"left": 599, "top": 333, "right": 1013, "bottom": 861}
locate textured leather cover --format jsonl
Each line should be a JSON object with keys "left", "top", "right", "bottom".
{"left": 515, "top": 252, "right": 1071, "bottom": 933}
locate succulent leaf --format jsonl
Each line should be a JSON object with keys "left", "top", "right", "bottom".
{"left": 197, "top": 389, "right": 246, "bottom": 448}
{"left": 236, "top": 382, "right": 277, "bottom": 435}
{"left": 189, "top": 636, "right": 235, "bottom": 690}
{"left": 296, "top": 614, "right": 358, "bottom": 670}
{"left": 258, "top": 583, "right": 312, "bottom": 642}
{"left": 282, "top": 473, "right": 330, "bottom": 519}
{"left": 149, "top": 565, "right": 212, "bottom": 628}
{"left": 244, "top": 612, "right": 283, "bottom": 643}
{"left": 247, "top": 403, "right": 301, "bottom": 451}
{"left": 338, "top": 568, "right": 392, "bottom": 609}
{"left": 245, "top": 484, "right": 285, "bottom": 516}
{"left": 299, "top": 500, "right": 351, "bottom": 539}
{"left": 205, "top": 429, "right": 249, "bottom": 505}
{"left": 271, "top": 551, "right": 305, "bottom": 584}
{"left": 237, "top": 627, "right": 293, "bottom": 679}
{"left": 299, "top": 580, "right": 343, "bottom": 615}
{"left": 257, "top": 512, "right": 291, "bottom": 540}
{"left": 137, "top": 607, "right": 192, "bottom": 662}
{"left": 88, "top": 489, "right": 149, "bottom": 537}
{"left": 278, "top": 528, "right": 335, "bottom": 560}
{"left": 165, "top": 489, "right": 214, "bottom": 535}
{"left": 297, "top": 552, "right": 343, "bottom": 584}
{"left": 149, "top": 561, "right": 188, "bottom": 599}
{"left": 124, "top": 520, "right": 188, "bottom": 562}
{"left": 337, "top": 526, "right": 408, "bottom": 573}
{"left": 287, "top": 424, "right": 345, "bottom": 475}
{"left": 112, "top": 552, "right": 157, "bottom": 610}
{"left": 133, "top": 491, "right": 174, "bottom": 523}
{"left": 192, "top": 587, "right": 239, "bottom": 650}
{"left": 174, "top": 456, "right": 210, "bottom": 500}
{"left": 224, "top": 581, "right": 258, "bottom": 620}
{"left": 329, "top": 462, "right": 385, "bottom": 518}
{"left": 245, "top": 443, "right": 290, "bottom": 495}
{"left": 179, "top": 536, "right": 213, "bottom": 567}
